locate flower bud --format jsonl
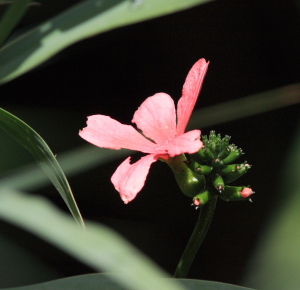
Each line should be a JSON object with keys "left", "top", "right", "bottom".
{"left": 193, "top": 189, "right": 213, "bottom": 207}
{"left": 218, "top": 147, "right": 231, "bottom": 161}
{"left": 203, "top": 148, "right": 215, "bottom": 164}
{"left": 221, "top": 145, "right": 243, "bottom": 165}
{"left": 219, "top": 186, "right": 253, "bottom": 201}
{"left": 170, "top": 131, "right": 254, "bottom": 206}
{"left": 241, "top": 187, "right": 253, "bottom": 198}
{"left": 222, "top": 162, "right": 251, "bottom": 183}
{"left": 212, "top": 174, "right": 225, "bottom": 192}
{"left": 190, "top": 147, "right": 207, "bottom": 164}
{"left": 185, "top": 159, "right": 212, "bottom": 175}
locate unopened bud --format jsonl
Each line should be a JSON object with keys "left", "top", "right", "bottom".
{"left": 219, "top": 186, "right": 253, "bottom": 201}
{"left": 190, "top": 147, "right": 207, "bottom": 164}
{"left": 241, "top": 187, "right": 253, "bottom": 198}
{"left": 221, "top": 145, "right": 243, "bottom": 165}
{"left": 212, "top": 174, "right": 225, "bottom": 192}
{"left": 193, "top": 189, "right": 213, "bottom": 207}
{"left": 185, "top": 159, "right": 212, "bottom": 175}
{"left": 222, "top": 162, "right": 251, "bottom": 183}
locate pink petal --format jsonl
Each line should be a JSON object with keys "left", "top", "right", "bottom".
{"left": 111, "top": 154, "right": 158, "bottom": 204}
{"left": 155, "top": 130, "right": 202, "bottom": 157}
{"left": 132, "top": 93, "right": 176, "bottom": 145}
{"left": 79, "top": 115, "right": 157, "bottom": 153}
{"left": 176, "top": 59, "right": 209, "bottom": 135}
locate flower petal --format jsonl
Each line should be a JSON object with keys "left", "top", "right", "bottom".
{"left": 111, "top": 154, "right": 158, "bottom": 204}
{"left": 176, "top": 59, "right": 209, "bottom": 135}
{"left": 156, "top": 130, "right": 202, "bottom": 157}
{"left": 132, "top": 93, "right": 176, "bottom": 145}
{"left": 79, "top": 115, "right": 157, "bottom": 153}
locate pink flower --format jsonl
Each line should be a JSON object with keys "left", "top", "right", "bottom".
{"left": 79, "top": 59, "right": 209, "bottom": 203}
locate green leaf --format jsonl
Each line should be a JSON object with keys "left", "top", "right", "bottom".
{"left": 188, "top": 83, "right": 300, "bottom": 129}
{"left": 242, "top": 120, "right": 300, "bottom": 289}
{"left": 0, "top": 273, "right": 254, "bottom": 290}
{"left": 0, "top": 189, "right": 186, "bottom": 290}
{"left": 0, "top": 107, "right": 84, "bottom": 227}
{"left": 0, "top": 0, "right": 212, "bottom": 85}
{"left": 1, "top": 84, "right": 298, "bottom": 192}
{"left": 0, "top": 0, "right": 32, "bottom": 47}
{"left": 181, "top": 279, "right": 254, "bottom": 290}
{"left": 0, "top": 144, "right": 131, "bottom": 191}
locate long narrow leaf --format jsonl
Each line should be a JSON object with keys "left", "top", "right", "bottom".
{"left": 0, "top": 107, "right": 84, "bottom": 227}
{"left": 0, "top": 0, "right": 212, "bottom": 85}
{"left": 0, "top": 273, "right": 254, "bottom": 290}
{"left": 189, "top": 83, "right": 300, "bottom": 129}
{"left": 0, "top": 0, "right": 32, "bottom": 47}
{"left": 0, "top": 84, "right": 298, "bottom": 192}
{"left": 0, "top": 189, "right": 186, "bottom": 290}
{"left": 0, "top": 145, "right": 130, "bottom": 191}
{"left": 242, "top": 120, "right": 300, "bottom": 289}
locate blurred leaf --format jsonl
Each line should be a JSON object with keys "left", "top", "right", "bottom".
{"left": 0, "top": 107, "right": 84, "bottom": 227}
{"left": 189, "top": 83, "right": 300, "bottom": 129}
{"left": 0, "top": 189, "right": 186, "bottom": 290}
{"left": 0, "top": 0, "right": 212, "bottom": 85}
{"left": 0, "top": 273, "right": 254, "bottom": 290}
{"left": 0, "top": 145, "right": 131, "bottom": 191}
{"left": 181, "top": 279, "right": 253, "bottom": 290}
{"left": 0, "top": 84, "right": 298, "bottom": 192}
{"left": 0, "top": 233, "right": 59, "bottom": 288}
{"left": 0, "top": 0, "right": 31, "bottom": 47}
{"left": 242, "top": 120, "right": 300, "bottom": 289}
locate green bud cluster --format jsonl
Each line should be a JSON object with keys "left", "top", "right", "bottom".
{"left": 167, "top": 131, "right": 253, "bottom": 208}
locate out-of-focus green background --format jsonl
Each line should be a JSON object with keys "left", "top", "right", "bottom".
{"left": 0, "top": 0, "right": 299, "bottom": 289}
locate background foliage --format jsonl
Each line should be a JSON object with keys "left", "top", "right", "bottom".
{"left": 0, "top": 0, "right": 299, "bottom": 289}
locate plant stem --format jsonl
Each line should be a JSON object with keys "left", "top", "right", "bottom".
{"left": 174, "top": 196, "right": 217, "bottom": 278}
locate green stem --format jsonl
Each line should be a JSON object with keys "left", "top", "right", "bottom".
{"left": 174, "top": 196, "right": 217, "bottom": 278}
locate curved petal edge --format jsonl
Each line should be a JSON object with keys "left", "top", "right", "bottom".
{"left": 79, "top": 115, "right": 157, "bottom": 153}
{"left": 132, "top": 93, "right": 176, "bottom": 145}
{"left": 177, "top": 59, "right": 209, "bottom": 135}
{"left": 111, "top": 154, "right": 158, "bottom": 204}
{"left": 165, "top": 130, "right": 203, "bottom": 157}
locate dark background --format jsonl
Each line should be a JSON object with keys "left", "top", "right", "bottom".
{"left": 0, "top": 0, "right": 299, "bottom": 288}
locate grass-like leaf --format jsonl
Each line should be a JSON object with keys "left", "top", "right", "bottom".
{"left": 0, "top": 0, "right": 212, "bottom": 85}
{"left": 242, "top": 121, "right": 300, "bottom": 289}
{"left": 0, "top": 273, "right": 254, "bottom": 290}
{"left": 1, "top": 84, "right": 298, "bottom": 192}
{"left": 0, "top": 0, "right": 32, "bottom": 47}
{"left": 189, "top": 83, "right": 300, "bottom": 129}
{"left": 0, "top": 189, "right": 186, "bottom": 290}
{"left": 0, "top": 107, "right": 84, "bottom": 227}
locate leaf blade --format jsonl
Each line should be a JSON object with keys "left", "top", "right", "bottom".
{"left": 0, "top": 273, "right": 254, "bottom": 290}
{"left": 0, "top": 0, "right": 212, "bottom": 84}
{"left": 0, "top": 0, "right": 32, "bottom": 47}
{"left": 0, "top": 189, "right": 186, "bottom": 290}
{"left": 0, "top": 107, "right": 84, "bottom": 227}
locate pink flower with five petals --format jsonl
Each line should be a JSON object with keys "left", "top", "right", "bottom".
{"left": 79, "top": 59, "right": 209, "bottom": 203}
